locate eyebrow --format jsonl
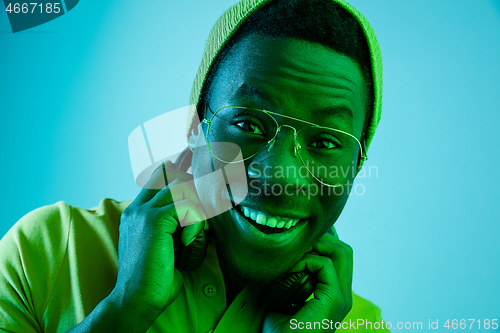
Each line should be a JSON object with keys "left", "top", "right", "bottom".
{"left": 313, "top": 106, "right": 353, "bottom": 121}
{"left": 234, "top": 83, "right": 273, "bottom": 103}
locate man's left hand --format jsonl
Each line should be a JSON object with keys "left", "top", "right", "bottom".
{"left": 263, "top": 230, "right": 353, "bottom": 332}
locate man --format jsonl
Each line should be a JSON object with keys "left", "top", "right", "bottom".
{"left": 0, "top": 0, "right": 387, "bottom": 331}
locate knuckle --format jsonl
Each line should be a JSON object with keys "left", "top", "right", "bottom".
{"left": 160, "top": 203, "right": 179, "bottom": 221}
{"left": 122, "top": 205, "right": 142, "bottom": 222}
{"left": 120, "top": 208, "right": 135, "bottom": 225}
{"left": 121, "top": 208, "right": 130, "bottom": 221}
{"left": 345, "top": 244, "right": 354, "bottom": 256}
{"left": 338, "top": 242, "right": 354, "bottom": 257}
{"left": 319, "top": 255, "right": 333, "bottom": 266}
{"left": 159, "top": 216, "right": 179, "bottom": 234}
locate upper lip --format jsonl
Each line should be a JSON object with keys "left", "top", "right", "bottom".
{"left": 235, "top": 202, "right": 309, "bottom": 220}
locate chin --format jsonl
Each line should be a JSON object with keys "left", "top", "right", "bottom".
{"left": 210, "top": 224, "right": 300, "bottom": 289}
{"left": 219, "top": 247, "right": 293, "bottom": 289}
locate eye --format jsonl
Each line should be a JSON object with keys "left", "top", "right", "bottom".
{"left": 309, "top": 138, "right": 340, "bottom": 149}
{"left": 235, "top": 120, "right": 264, "bottom": 136}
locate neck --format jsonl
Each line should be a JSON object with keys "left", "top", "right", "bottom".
{"left": 221, "top": 267, "right": 244, "bottom": 307}
{"left": 211, "top": 231, "right": 245, "bottom": 307}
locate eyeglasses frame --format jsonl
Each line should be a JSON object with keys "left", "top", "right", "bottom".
{"left": 202, "top": 105, "right": 368, "bottom": 187}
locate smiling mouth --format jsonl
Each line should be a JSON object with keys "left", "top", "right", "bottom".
{"left": 235, "top": 205, "right": 305, "bottom": 234}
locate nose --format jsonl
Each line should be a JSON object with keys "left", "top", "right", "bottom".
{"left": 247, "top": 126, "right": 311, "bottom": 191}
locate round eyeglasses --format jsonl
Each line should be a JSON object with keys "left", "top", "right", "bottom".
{"left": 202, "top": 106, "right": 367, "bottom": 187}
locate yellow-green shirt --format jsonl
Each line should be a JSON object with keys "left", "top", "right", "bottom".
{"left": 0, "top": 199, "right": 390, "bottom": 332}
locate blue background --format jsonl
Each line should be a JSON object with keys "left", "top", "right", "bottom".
{"left": 1, "top": 0, "right": 499, "bottom": 330}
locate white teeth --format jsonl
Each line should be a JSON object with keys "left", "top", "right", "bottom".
{"left": 256, "top": 213, "right": 267, "bottom": 225}
{"left": 238, "top": 206, "right": 301, "bottom": 229}
{"left": 267, "top": 217, "right": 277, "bottom": 228}
{"left": 243, "top": 207, "right": 250, "bottom": 217}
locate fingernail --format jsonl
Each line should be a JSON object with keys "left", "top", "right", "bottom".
{"left": 185, "top": 235, "right": 197, "bottom": 247}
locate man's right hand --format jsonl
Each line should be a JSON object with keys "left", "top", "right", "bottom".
{"left": 67, "top": 161, "right": 207, "bottom": 332}
{"left": 113, "top": 161, "right": 207, "bottom": 321}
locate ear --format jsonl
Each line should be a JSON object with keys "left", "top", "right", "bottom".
{"left": 188, "top": 123, "right": 205, "bottom": 149}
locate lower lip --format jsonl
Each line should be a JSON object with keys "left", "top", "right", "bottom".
{"left": 230, "top": 205, "right": 307, "bottom": 249}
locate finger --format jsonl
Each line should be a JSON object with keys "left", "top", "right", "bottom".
{"left": 289, "top": 254, "right": 338, "bottom": 289}
{"left": 151, "top": 199, "right": 207, "bottom": 239}
{"left": 170, "top": 268, "right": 185, "bottom": 301}
{"left": 330, "top": 241, "right": 353, "bottom": 307}
{"left": 150, "top": 178, "right": 201, "bottom": 208}
{"left": 311, "top": 235, "right": 353, "bottom": 308}
{"left": 162, "top": 165, "right": 193, "bottom": 185}
{"left": 289, "top": 254, "right": 343, "bottom": 316}
{"left": 174, "top": 199, "right": 207, "bottom": 245}
{"left": 152, "top": 206, "right": 180, "bottom": 235}
{"left": 134, "top": 164, "right": 168, "bottom": 205}
{"left": 180, "top": 220, "right": 205, "bottom": 246}
{"left": 157, "top": 198, "right": 207, "bottom": 229}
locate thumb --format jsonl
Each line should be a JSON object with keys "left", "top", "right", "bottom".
{"left": 167, "top": 269, "right": 185, "bottom": 307}
{"left": 180, "top": 217, "right": 206, "bottom": 246}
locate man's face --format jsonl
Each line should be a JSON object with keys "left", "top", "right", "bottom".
{"left": 191, "top": 35, "right": 367, "bottom": 285}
